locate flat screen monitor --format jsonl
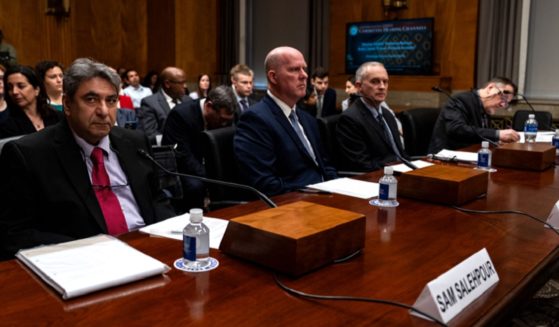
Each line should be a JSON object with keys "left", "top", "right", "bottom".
{"left": 346, "top": 18, "right": 434, "bottom": 75}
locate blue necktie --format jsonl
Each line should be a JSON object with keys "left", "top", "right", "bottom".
{"left": 377, "top": 111, "right": 402, "bottom": 158}
{"left": 288, "top": 111, "right": 316, "bottom": 162}
{"left": 240, "top": 99, "right": 249, "bottom": 113}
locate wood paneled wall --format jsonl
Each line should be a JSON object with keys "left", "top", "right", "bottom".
{"left": 329, "top": 0, "right": 479, "bottom": 91}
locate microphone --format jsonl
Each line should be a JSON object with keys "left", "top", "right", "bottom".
{"left": 353, "top": 93, "right": 418, "bottom": 170}
{"left": 516, "top": 93, "right": 553, "bottom": 131}
{"left": 431, "top": 86, "right": 452, "bottom": 98}
{"left": 137, "top": 148, "right": 277, "bottom": 208}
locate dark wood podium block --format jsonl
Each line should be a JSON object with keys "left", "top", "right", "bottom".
{"left": 493, "top": 143, "right": 555, "bottom": 171}
{"left": 219, "top": 201, "right": 366, "bottom": 276}
{"left": 399, "top": 165, "right": 488, "bottom": 205}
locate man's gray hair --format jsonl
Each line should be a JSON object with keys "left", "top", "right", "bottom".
{"left": 355, "top": 61, "right": 385, "bottom": 82}
{"left": 207, "top": 85, "right": 238, "bottom": 113}
{"left": 64, "top": 58, "right": 121, "bottom": 100}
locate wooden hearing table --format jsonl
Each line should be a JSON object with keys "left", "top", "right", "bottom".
{"left": 1, "top": 159, "right": 559, "bottom": 326}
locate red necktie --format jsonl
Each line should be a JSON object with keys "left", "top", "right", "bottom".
{"left": 90, "top": 147, "right": 128, "bottom": 235}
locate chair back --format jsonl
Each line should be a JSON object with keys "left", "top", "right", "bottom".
{"left": 512, "top": 110, "right": 553, "bottom": 131}
{"left": 397, "top": 108, "right": 440, "bottom": 156}
{"left": 0, "top": 135, "right": 24, "bottom": 155}
{"left": 317, "top": 114, "right": 342, "bottom": 169}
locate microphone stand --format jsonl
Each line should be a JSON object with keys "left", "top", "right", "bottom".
{"left": 137, "top": 149, "right": 277, "bottom": 208}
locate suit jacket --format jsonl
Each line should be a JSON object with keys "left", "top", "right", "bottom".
{"left": 161, "top": 99, "right": 206, "bottom": 176}
{"left": 303, "top": 87, "right": 338, "bottom": 118}
{"left": 0, "top": 119, "right": 175, "bottom": 258}
{"left": 234, "top": 95, "right": 337, "bottom": 196}
{"left": 0, "top": 106, "right": 64, "bottom": 139}
{"left": 336, "top": 99, "right": 408, "bottom": 172}
{"left": 428, "top": 91, "right": 499, "bottom": 154}
{"left": 137, "top": 90, "right": 191, "bottom": 139}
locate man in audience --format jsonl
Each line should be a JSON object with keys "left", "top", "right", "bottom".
{"left": 428, "top": 77, "right": 520, "bottom": 153}
{"left": 123, "top": 69, "right": 152, "bottom": 108}
{"left": 307, "top": 67, "right": 337, "bottom": 117}
{"left": 230, "top": 64, "right": 256, "bottom": 114}
{"left": 0, "top": 58, "right": 175, "bottom": 258}
{"left": 234, "top": 46, "right": 337, "bottom": 196}
{"left": 138, "top": 67, "right": 190, "bottom": 142}
{"left": 162, "top": 85, "right": 237, "bottom": 212}
{"left": 336, "top": 61, "right": 409, "bottom": 171}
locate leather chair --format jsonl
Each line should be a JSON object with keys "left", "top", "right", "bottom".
{"left": 317, "top": 114, "right": 341, "bottom": 169}
{"left": 201, "top": 126, "right": 254, "bottom": 208}
{"left": 512, "top": 110, "right": 553, "bottom": 131}
{"left": 0, "top": 135, "right": 24, "bottom": 155}
{"left": 397, "top": 108, "right": 440, "bottom": 156}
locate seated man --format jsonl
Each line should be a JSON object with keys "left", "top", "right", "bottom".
{"left": 307, "top": 67, "right": 337, "bottom": 117}
{"left": 137, "top": 67, "right": 191, "bottom": 142}
{"left": 234, "top": 46, "right": 337, "bottom": 196}
{"left": 162, "top": 85, "right": 237, "bottom": 211}
{"left": 336, "top": 61, "right": 410, "bottom": 172}
{"left": 0, "top": 58, "right": 175, "bottom": 259}
{"left": 428, "top": 77, "right": 520, "bottom": 153}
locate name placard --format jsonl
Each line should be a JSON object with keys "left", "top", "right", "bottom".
{"left": 410, "top": 248, "right": 499, "bottom": 324}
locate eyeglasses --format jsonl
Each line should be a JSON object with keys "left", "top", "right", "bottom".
{"left": 494, "top": 85, "right": 514, "bottom": 102}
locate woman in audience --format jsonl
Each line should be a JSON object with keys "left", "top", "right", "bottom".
{"left": 0, "top": 64, "right": 8, "bottom": 123}
{"left": 142, "top": 70, "right": 159, "bottom": 92}
{"left": 0, "top": 65, "right": 63, "bottom": 138}
{"left": 189, "top": 74, "right": 211, "bottom": 100}
{"left": 35, "top": 61, "right": 64, "bottom": 111}
{"left": 341, "top": 75, "right": 357, "bottom": 111}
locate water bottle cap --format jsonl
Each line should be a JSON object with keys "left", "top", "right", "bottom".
{"left": 555, "top": 129, "right": 559, "bottom": 135}
{"left": 528, "top": 114, "right": 535, "bottom": 119}
{"left": 384, "top": 166, "right": 393, "bottom": 175}
{"left": 481, "top": 141, "right": 489, "bottom": 148}
{"left": 189, "top": 208, "right": 203, "bottom": 223}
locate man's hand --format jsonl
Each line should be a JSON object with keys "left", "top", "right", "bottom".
{"left": 499, "top": 129, "right": 521, "bottom": 143}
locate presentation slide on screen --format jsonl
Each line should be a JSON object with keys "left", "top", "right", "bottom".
{"left": 346, "top": 19, "right": 433, "bottom": 75}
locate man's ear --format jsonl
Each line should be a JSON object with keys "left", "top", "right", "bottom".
{"left": 63, "top": 95, "right": 72, "bottom": 117}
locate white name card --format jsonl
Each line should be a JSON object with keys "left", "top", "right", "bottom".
{"left": 546, "top": 200, "right": 559, "bottom": 229}
{"left": 411, "top": 248, "right": 499, "bottom": 324}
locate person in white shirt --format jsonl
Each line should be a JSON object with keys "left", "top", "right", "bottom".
{"left": 123, "top": 69, "right": 152, "bottom": 108}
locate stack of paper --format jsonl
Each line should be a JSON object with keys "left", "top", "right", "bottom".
{"left": 390, "top": 160, "right": 434, "bottom": 173}
{"left": 434, "top": 149, "right": 478, "bottom": 163}
{"left": 16, "top": 235, "right": 169, "bottom": 299}
{"left": 307, "top": 177, "right": 379, "bottom": 199}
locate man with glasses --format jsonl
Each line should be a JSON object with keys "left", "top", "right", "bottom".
{"left": 428, "top": 77, "right": 520, "bottom": 153}
{"left": 0, "top": 58, "right": 175, "bottom": 259}
{"left": 138, "top": 66, "right": 191, "bottom": 143}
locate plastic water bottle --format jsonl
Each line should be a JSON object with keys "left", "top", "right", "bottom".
{"left": 377, "top": 166, "right": 399, "bottom": 207}
{"left": 524, "top": 114, "right": 538, "bottom": 143}
{"left": 183, "top": 208, "right": 210, "bottom": 269}
{"left": 553, "top": 129, "right": 559, "bottom": 156}
{"left": 477, "top": 141, "right": 492, "bottom": 170}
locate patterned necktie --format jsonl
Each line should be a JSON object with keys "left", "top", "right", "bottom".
{"left": 288, "top": 111, "right": 316, "bottom": 162}
{"left": 240, "top": 99, "right": 249, "bottom": 113}
{"left": 377, "top": 112, "right": 403, "bottom": 158}
{"left": 90, "top": 147, "right": 128, "bottom": 235}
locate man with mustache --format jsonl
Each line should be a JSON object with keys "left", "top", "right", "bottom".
{"left": 337, "top": 61, "right": 410, "bottom": 172}
{"left": 234, "top": 46, "right": 337, "bottom": 196}
{"left": 0, "top": 58, "right": 175, "bottom": 259}
{"left": 428, "top": 77, "right": 520, "bottom": 153}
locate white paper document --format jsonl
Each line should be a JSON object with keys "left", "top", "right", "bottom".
{"left": 140, "top": 214, "right": 229, "bottom": 249}
{"left": 391, "top": 160, "right": 434, "bottom": 173}
{"left": 16, "top": 235, "right": 170, "bottom": 300}
{"left": 435, "top": 149, "right": 478, "bottom": 163}
{"left": 518, "top": 131, "right": 555, "bottom": 143}
{"left": 307, "top": 177, "right": 379, "bottom": 199}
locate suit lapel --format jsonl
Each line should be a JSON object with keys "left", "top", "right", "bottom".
{"left": 53, "top": 121, "right": 107, "bottom": 232}
{"left": 158, "top": 91, "right": 171, "bottom": 115}
{"left": 356, "top": 100, "right": 389, "bottom": 146}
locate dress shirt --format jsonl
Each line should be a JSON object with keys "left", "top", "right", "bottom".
{"left": 162, "top": 89, "right": 180, "bottom": 110}
{"left": 123, "top": 85, "right": 153, "bottom": 108}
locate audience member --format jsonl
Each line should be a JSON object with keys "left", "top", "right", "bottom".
{"left": 189, "top": 74, "right": 211, "bottom": 100}
{"left": 0, "top": 65, "right": 63, "bottom": 138}
{"left": 0, "top": 58, "right": 175, "bottom": 258}
{"left": 297, "top": 86, "right": 318, "bottom": 114}
{"left": 309, "top": 67, "right": 337, "bottom": 117}
{"left": 0, "top": 64, "right": 7, "bottom": 123}
{"left": 0, "top": 29, "right": 17, "bottom": 66}
{"left": 234, "top": 46, "right": 337, "bottom": 196}
{"left": 35, "top": 60, "right": 64, "bottom": 111}
{"left": 162, "top": 85, "right": 237, "bottom": 211}
{"left": 137, "top": 67, "right": 191, "bottom": 141}
{"left": 341, "top": 75, "right": 357, "bottom": 111}
{"left": 336, "top": 62, "right": 409, "bottom": 171}
{"left": 123, "top": 69, "right": 152, "bottom": 108}
{"left": 428, "top": 77, "right": 520, "bottom": 153}
{"left": 230, "top": 64, "right": 256, "bottom": 114}
{"left": 142, "top": 70, "right": 159, "bottom": 92}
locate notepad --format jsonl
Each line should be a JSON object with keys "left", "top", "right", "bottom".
{"left": 16, "top": 235, "right": 169, "bottom": 300}
{"left": 307, "top": 177, "right": 379, "bottom": 199}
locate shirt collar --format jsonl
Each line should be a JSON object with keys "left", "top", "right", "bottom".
{"left": 72, "top": 131, "right": 111, "bottom": 158}
{"left": 267, "top": 89, "right": 295, "bottom": 119}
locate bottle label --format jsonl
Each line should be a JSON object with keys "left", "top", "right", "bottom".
{"left": 183, "top": 236, "right": 196, "bottom": 261}
{"left": 524, "top": 124, "right": 537, "bottom": 133}
{"left": 379, "top": 183, "right": 389, "bottom": 200}
{"left": 478, "top": 153, "right": 489, "bottom": 167}
{"left": 553, "top": 137, "right": 559, "bottom": 149}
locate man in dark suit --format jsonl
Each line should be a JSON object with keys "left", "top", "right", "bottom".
{"left": 234, "top": 46, "right": 337, "bottom": 196}
{"left": 162, "top": 85, "right": 237, "bottom": 211}
{"left": 230, "top": 64, "right": 257, "bottom": 114}
{"left": 137, "top": 67, "right": 191, "bottom": 142}
{"left": 0, "top": 58, "right": 175, "bottom": 258}
{"left": 336, "top": 62, "right": 409, "bottom": 172}
{"left": 428, "top": 77, "right": 520, "bottom": 153}
{"left": 306, "top": 67, "right": 337, "bottom": 117}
